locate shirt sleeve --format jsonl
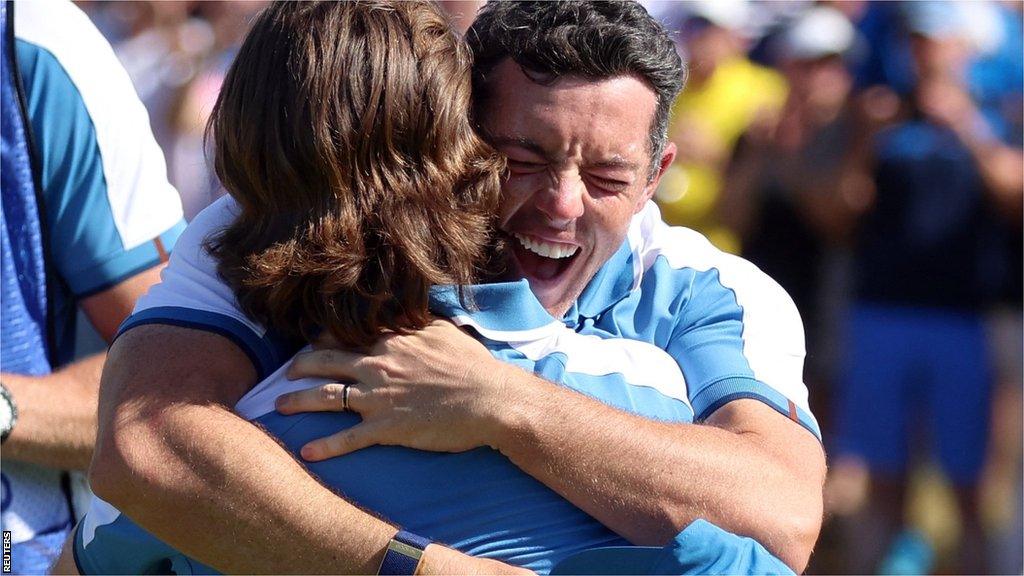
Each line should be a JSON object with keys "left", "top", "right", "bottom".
{"left": 116, "top": 196, "right": 300, "bottom": 380}
{"left": 73, "top": 497, "right": 215, "bottom": 575}
{"left": 667, "top": 259, "right": 821, "bottom": 441}
{"left": 14, "top": 0, "right": 186, "bottom": 297}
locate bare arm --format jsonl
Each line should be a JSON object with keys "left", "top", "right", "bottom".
{"left": 1, "top": 267, "right": 163, "bottom": 470}
{"left": 946, "top": 116, "right": 1023, "bottom": 222}
{"left": 283, "top": 321, "right": 826, "bottom": 572}
{"left": 496, "top": 377, "right": 825, "bottom": 572}
{"left": 2, "top": 354, "right": 103, "bottom": 471}
{"left": 89, "top": 323, "right": 527, "bottom": 574}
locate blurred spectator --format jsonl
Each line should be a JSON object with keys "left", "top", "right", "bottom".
{"left": 655, "top": 0, "right": 787, "bottom": 253}
{"left": 830, "top": 3, "right": 1023, "bottom": 573}
{"left": 0, "top": 0, "right": 185, "bottom": 572}
{"left": 974, "top": 5, "right": 1023, "bottom": 575}
{"left": 165, "top": 1, "right": 264, "bottom": 219}
{"left": 718, "top": 4, "right": 859, "bottom": 427}
{"left": 75, "top": 1, "right": 263, "bottom": 220}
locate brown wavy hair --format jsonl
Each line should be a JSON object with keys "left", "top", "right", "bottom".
{"left": 205, "top": 0, "right": 504, "bottom": 347}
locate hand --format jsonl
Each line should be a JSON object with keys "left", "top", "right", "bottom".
{"left": 916, "top": 76, "right": 979, "bottom": 135}
{"left": 277, "top": 319, "right": 518, "bottom": 461}
{"left": 853, "top": 85, "right": 901, "bottom": 130}
{"left": 419, "top": 545, "right": 535, "bottom": 575}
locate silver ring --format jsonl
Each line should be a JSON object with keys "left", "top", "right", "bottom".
{"left": 341, "top": 383, "right": 352, "bottom": 412}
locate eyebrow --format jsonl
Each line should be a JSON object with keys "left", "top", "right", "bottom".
{"left": 590, "top": 157, "right": 641, "bottom": 172}
{"left": 487, "top": 134, "right": 641, "bottom": 172}
{"left": 486, "top": 135, "right": 549, "bottom": 158}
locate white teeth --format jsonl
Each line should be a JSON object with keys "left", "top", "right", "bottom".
{"left": 513, "top": 233, "right": 579, "bottom": 259}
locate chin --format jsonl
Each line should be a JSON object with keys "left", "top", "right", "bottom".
{"left": 522, "top": 274, "right": 578, "bottom": 318}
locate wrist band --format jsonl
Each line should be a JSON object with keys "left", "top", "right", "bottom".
{"left": 378, "top": 530, "right": 432, "bottom": 575}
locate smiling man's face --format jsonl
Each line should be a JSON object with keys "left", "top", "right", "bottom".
{"left": 480, "top": 60, "right": 675, "bottom": 317}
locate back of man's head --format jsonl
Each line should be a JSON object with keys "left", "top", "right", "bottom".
{"left": 466, "top": 1, "right": 685, "bottom": 174}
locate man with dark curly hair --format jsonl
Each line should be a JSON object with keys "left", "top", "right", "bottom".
{"left": 72, "top": 2, "right": 825, "bottom": 575}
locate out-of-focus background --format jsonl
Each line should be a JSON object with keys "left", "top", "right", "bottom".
{"left": 74, "top": 1, "right": 1023, "bottom": 574}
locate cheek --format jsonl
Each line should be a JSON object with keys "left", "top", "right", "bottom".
{"left": 498, "top": 176, "right": 537, "bottom": 222}
{"left": 583, "top": 198, "right": 637, "bottom": 245}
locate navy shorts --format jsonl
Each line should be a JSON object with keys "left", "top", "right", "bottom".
{"left": 834, "top": 303, "right": 992, "bottom": 485}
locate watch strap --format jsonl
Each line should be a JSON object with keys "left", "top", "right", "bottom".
{"left": 378, "top": 530, "right": 431, "bottom": 575}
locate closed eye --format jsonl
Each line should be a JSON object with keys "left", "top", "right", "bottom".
{"left": 586, "top": 174, "right": 631, "bottom": 193}
{"left": 507, "top": 159, "right": 547, "bottom": 175}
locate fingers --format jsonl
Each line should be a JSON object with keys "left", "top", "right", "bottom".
{"left": 275, "top": 382, "right": 367, "bottom": 415}
{"left": 300, "top": 420, "right": 385, "bottom": 461}
{"left": 287, "top": 348, "right": 365, "bottom": 381}
{"left": 274, "top": 381, "right": 354, "bottom": 412}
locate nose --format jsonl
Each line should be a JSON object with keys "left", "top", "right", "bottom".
{"left": 538, "top": 172, "right": 585, "bottom": 228}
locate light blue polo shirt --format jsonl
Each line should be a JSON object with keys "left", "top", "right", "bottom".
{"left": 74, "top": 197, "right": 817, "bottom": 574}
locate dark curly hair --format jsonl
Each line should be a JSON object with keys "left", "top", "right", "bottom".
{"left": 205, "top": 0, "right": 504, "bottom": 347}
{"left": 466, "top": 1, "right": 685, "bottom": 178}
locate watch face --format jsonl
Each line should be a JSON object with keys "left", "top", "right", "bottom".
{"left": 0, "top": 397, "right": 11, "bottom": 432}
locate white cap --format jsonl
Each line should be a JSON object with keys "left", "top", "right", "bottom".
{"left": 782, "top": 6, "right": 856, "bottom": 61}
{"left": 903, "top": 2, "right": 965, "bottom": 40}
{"left": 687, "top": 0, "right": 750, "bottom": 32}
{"left": 902, "top": 1, "right": 1006, "bottom": 55}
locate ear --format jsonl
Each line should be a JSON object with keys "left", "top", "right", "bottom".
{"left": 636, "top": 141, "right": 677, "bottom": 213}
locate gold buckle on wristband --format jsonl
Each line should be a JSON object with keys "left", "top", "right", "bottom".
{"left": 387, "top": 539, "right": 425, "bottom": 562}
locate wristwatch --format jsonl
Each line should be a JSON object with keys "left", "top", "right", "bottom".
{"left": 378, "top": 530, "right": 431, "bottom": 575}
{"left": 0, "top": 382, "right": 17, "bottom": 444}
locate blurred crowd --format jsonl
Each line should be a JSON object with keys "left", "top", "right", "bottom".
{"left": 75, "top": 1, "right": 1023, "bottom": 574}
{"left": 645, "top": 2, "right": 1022, "bottom": 574}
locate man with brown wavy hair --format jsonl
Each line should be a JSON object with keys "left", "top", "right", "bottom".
{"left": 60, "top": 2, "right": 520, "bottom": 573}
{"left": 203, "top": 0, "right": 503, "bottom": 350}
{"left": 79, "top": 1, "right": 825, "bottom": 574}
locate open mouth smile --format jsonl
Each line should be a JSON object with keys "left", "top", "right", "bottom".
{"left": 513, "top": 233, "right": 579, "bottom": 259}
{"left": 510, "top": 233, "right": 581, "bottom": 282}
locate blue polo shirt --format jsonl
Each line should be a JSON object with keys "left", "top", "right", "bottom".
{"left": 854, "top": 121, "right": 1011, "bottom": 311}
{"left": 74, "top": 197, "right": 816, "bottom": 574}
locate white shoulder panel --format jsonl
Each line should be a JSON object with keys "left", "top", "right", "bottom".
{"left": 132, "top": 196, "right": 266, "bottom": 338}
{"left": 627, "top": 202, "right": 810, "bottom": 413}
{"left": 15, "top": 0, "right": 184, "bottom": 250}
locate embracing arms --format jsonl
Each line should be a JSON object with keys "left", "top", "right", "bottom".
{"left": 282, "top": 321, "right": 826, "bottom": 572}
{"left": 88, "top": 323, "right": 525, "bottom": 574}
{"left": 495, "top": 387, "right": 825, "bottom": 570}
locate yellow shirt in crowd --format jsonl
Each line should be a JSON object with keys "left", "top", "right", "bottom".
{"left": 657, "top": 56, "right": 788, "bottom": 253}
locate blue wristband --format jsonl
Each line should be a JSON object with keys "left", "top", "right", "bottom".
{"left": 378, "top": 530, "right": 432, "bottom": 575}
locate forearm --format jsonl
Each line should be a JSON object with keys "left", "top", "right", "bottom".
{"left": 954, "top": 118, "right": 1024, "bottom": 211}
{"left": 492, "top": 368, "right": 824, "bottom": 571}
{"left": 91, "top": 400, "right": 395, "bottom": 574}
{"left": 2, "top": 353, "right": 104, "bottom": 470}
{"left": 89, "top": 326, "right": 395, "bottom": 574}
{"left": 88, "top": 326, "right": 519, "bottom": 574}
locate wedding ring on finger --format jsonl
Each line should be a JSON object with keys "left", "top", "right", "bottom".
{"left": 342, "top": 383, "right": 352, "bottom": 412}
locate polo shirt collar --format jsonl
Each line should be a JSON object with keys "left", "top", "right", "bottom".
{"left": 430, "top": 280, "right": 562, "bottom": 341}
{"left": 575, "top": 236, "right": 638, "bottom": 321}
